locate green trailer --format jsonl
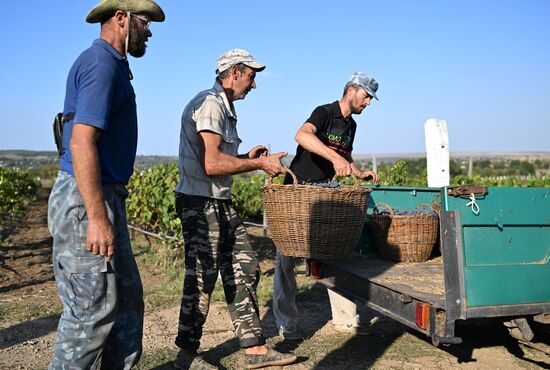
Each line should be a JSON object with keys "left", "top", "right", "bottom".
{"left": 310, "top": 185, "right": 550, "bottom": 346}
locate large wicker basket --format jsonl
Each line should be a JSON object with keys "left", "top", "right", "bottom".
{"left": 261, "top": 169, "right": 371, "bottom": 259}
{"left": 368, "top": 203, "right": 439, "bottom": 262}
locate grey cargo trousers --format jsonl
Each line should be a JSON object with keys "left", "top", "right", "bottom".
{"left": 48, "top": 171, "right": 144, "bottom": 370}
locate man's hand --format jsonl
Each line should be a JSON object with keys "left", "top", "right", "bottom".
{"left": 358, "top": 170, "right": 381, "bottom": 184}
{"left": 332, "top": 156, "right": 352, "bottom": 177}
{"left": 247, "top": 145, "right": 268, "bottom": 159}
{"left": 86, "top": 217, "right": 116, "bottom": 260}
{"left": 261, "top": 152, "right": 287, "bottom": 176}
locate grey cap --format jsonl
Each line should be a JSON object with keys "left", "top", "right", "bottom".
{"left": 216, "top": 48, "right": 266, "bottom": 74}
{"left": 349, "top": 72, "right": 379, "bottom": 100}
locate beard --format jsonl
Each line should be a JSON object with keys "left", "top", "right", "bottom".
{"left": 235, "top": 89, "right": 250, "bottom": 100}
{"left": 127, "top": 20, "right": 148, "bottom": 58}
{"left": 350, "top": 102, "right": 365, "bottom": 115}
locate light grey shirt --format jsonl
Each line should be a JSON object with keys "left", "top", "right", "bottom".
{"left": 175, "top": 82, "right": 241, "bottom": 199}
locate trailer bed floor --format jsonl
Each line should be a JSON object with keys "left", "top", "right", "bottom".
{"left": 321, "top": 254, "right": 446, "bottom": 307}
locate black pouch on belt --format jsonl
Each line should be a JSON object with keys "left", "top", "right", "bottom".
{"left": 53, "top": 112, "right": 74, "bottom": 157}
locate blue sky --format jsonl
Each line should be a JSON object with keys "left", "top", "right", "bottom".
{"left": 2, "top": 0, "right": 549, "bottom": 155}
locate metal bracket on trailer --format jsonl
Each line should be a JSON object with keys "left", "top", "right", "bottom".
{"left": 430, "top": 310, "right": 462, "bottom": 346}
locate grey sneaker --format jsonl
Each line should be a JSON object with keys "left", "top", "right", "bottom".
{"left": 244, "top": 348, "right": 298, "bottom": 369}
{"left": 278, "top": 329, "right": 304, "bottom": 341}
{"left": 173, "top": 353, "right": 218, "bottom": 370}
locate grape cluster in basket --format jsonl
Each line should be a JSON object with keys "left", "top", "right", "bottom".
{"left": 306, "top": 180, "right": 341, "bottom": 189}
{"left": 376, "top": 208, "right": 437, "bottom": 216}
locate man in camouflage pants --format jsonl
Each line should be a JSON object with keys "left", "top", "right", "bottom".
{"left": 173, "top": 49, "right": 297, "bottom": 369}
{"left": 47, "top": 1, "right": 164, "bottom": 369}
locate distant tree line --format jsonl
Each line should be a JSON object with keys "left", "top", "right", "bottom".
{"left": 356, "top": 158, "right": 549, "bottom": 179}
{"left": 1, "top": 151, "right": 549, "bottom": 189}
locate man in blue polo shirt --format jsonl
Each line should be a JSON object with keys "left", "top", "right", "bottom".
{"left": 47, "top": 1, "right": 164, "bottom": 369}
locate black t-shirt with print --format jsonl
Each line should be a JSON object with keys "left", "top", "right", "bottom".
{"left": 285, "top": 101, "right": 356, "bottom": 184}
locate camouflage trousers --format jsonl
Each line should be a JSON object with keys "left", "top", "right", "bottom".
{"left": 174, "top": 193, "right": 265, "bottom": 350}
{"left": 47, "top": 171, "right": 144, "bottom": 370}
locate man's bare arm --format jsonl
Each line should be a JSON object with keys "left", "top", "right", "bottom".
{"left": 70, "top": 124, "right": 115, "bottom": 260}
{"left": 199, "top": 131, "right": 286, "bottom": 177}
{"left": 295, "top": 123, "right": 351, "bottom": 177}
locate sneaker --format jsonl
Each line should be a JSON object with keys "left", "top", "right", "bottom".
{"left": 334, "top": 323, "right": 371, "bottom": 336}
{"left": 173, "top": 352, "right": 218, "bottom": 370}
{"left": 244, "top": 348, "right": 298, "bottom": 369}
{"left": 278, "top": 328, "right": 304, "bottom": 341}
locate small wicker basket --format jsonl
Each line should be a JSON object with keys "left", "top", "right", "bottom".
{"left": 261, "top": 169, "right": 371, "bottom": 259}
{"left": 368, "top": 203, "right": 439, "bottom": 262}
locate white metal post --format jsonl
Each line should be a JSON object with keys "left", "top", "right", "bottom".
{"left": 424, "top": 119, "right": 450, "bottom": 187}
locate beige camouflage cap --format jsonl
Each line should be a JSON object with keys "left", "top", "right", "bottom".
{"left": 216, "top": 49, "right": 266, "bottom": 74}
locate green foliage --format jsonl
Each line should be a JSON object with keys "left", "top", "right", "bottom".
{"left": 232, "top": 174, "right": 268, "bottom": 221}
{"left": 0, "top": 167, "right": 40, "bottom": 220}
{"left": 359, "top": 158, "right": 550, "bottom": 188}
{"left": 379, "top": 160, "right": 409, "bottom": 186}
{"left": 125, "top": 166, "right": 274, "bottom": 253}
{"left": 126, "top": 163, "right": 181, "bottom": 241}
{"left": 126, "top": 166, "right": 275, "bottom": 240}
{"left": 449, "top": 159, "right": 464, "bottom": 177}
{"left": 452, "top": 174, "right": 550, "bottom": 187}
{"left": 124, "top": 160, "right": 549, "bottom": 257}
{"left": 26, "top": 163, "right": 60, "bottom": 183}
{"left": 450, "top": 158, "right": 544, "bottom": 177}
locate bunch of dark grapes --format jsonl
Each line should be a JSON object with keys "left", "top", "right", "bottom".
{"left": 306, "top": 180, "right": 341, "bottom": 189}
{"left": 376, "top": 208, "right": 437, "bottom": 216}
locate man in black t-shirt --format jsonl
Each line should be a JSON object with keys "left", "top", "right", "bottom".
{"left": 274, "top": 72, "right": 381, "bottom": 340}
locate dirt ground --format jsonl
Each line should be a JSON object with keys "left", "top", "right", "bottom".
{"left": 0, "top": 188, "right": 549, "bottom": 369}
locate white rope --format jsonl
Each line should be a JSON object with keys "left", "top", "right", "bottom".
{"left": 465, "top": 193, "right": 480, "bottom": 215}
{"left": 243, "top": 221, "right": 266, "bottom": 228}
{"left": 125, "top": 11, "right": 130, "bottom": 57}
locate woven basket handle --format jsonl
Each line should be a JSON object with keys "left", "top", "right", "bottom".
{"left": 431, "top": 194, "right": 442, "bottom": 211}
{"left": 286, "top": 166, "right": 298, "bottom": 185}
{"left": 350, "top": 174, "right": 361, "bottom": 190}
{"left": 374, "top": 202, "right": 394, "bottom": 216}
{"left": 331, "top": 173, "right": 362, "bottom": 189}
{"left": 266, "top": 164, "right": 297, "bottom": 185}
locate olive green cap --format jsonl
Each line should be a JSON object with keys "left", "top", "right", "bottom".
{"left": 86, "top": 0, "right": 165, "bottom": 23}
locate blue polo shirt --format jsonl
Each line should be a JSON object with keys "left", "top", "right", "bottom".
{"left": 60, "top": 39, "right": 137, "bottom": 184}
